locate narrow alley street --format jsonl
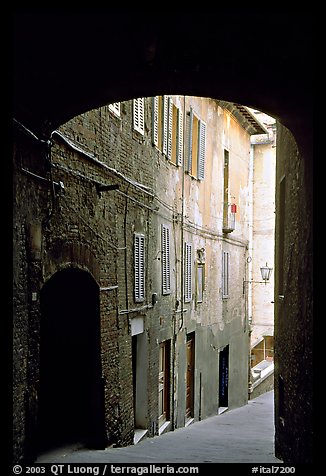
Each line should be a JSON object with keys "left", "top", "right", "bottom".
{"left": 36, "top": 391, "right": 281, "bottom": 464}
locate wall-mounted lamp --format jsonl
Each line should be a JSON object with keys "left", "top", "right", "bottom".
{"left": 243, "top": 262, "right": 273, "bottom": 293}
{"left": 260, "top": 262, "right": 273, "bottom": 284}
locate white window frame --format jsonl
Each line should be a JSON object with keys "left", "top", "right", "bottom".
{"left": 161, "top": 224, "right": 171, "bottom": 295}
{"left": 133, "top": 98, "right": 145, "bottom": 135}
{"left": 134, "top": 233, "right": 145, "bottom": 302}
{"left": 222, "top": 251, "right": 230, "bottom": 299}
{"left": 184, "top": 242, "right": 192, "bottom": 303}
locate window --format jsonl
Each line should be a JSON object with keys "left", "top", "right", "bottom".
{"left": 161, "top": 224, "right": 171, "bottom": 295}
{"left": 222, "top": 251, "right": 229, "bottom": 298}
{"left": 152, "top": 96, "right": 183, "bottom": 165}
{"left": 222, "top": 149, "right": 234, "bottom": 233}
{"left": 184, "top": 242, "right": 192, "bottom": 303}
{"left": 109, "top": 102, "right": 121, "bottom": 117}
{"left": 133, "top": 98, "right": 145, "bottom": 135}
{"left": 196, "top": 264, "right": 205, "bottom": 303}
{"left": 134, "top": 233, "right": 145, "bottom": 302}
{"left": 186, "top": 107, "right": 206, "bottom": 180}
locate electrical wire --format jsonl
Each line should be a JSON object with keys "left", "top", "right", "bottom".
{"left": 51, "top": 130, "right": 155, "bottom": 197}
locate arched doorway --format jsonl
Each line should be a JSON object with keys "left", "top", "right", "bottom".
{"left": 37, "top": 267, "right": 106, "bottom": 454}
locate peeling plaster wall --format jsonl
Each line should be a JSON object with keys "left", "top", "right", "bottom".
{"left": 156, "top": 97, "right": 251, "bottom": 418}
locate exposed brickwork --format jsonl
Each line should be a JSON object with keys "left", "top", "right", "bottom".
{"left": 13, "top": 97, "right": 254, "bottom": 463}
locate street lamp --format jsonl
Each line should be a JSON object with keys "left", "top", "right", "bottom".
{"left": 260, "top": 262, "right": 273, "bottom": 284}
{"left": 243, "top": 262, "right": 273, "bottom": 294}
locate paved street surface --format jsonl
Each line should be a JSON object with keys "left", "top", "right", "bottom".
{"left": 36, "top": 391, "right": 281, "bottom": 464}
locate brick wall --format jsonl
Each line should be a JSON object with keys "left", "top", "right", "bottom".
{"left": 13, "top": 96, "right": 253, "bottom": 462}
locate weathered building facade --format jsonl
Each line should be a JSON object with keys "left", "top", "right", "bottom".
{"left": 13, "top": 96, "right": 268, "bottom": 463}
{"left": 248, "top": 111, "right": 276, "bottom": 398}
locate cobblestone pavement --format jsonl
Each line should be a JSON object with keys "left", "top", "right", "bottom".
{"left": 36, "top": 391, "right": 281, "bottom": 464}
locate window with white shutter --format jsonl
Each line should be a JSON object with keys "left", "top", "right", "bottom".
{"left": 162, "top": 96, "right": 169, "bottom": 155}
{"left": 184, "top": 242, "right": 192, "bottom": 303}
{"left": 222, "top": 251, "right": 230, "bottom": 299}
{"left": 133, "top": 98, "right": 145, "bottom": 135}
{"left": 161, "top": 224, "right": 171, "bottom": 295}
{"left": 167, "top": 98, "right": 173, "bottom": 160}
{"left": 186, "top": 108, "right": 194, "bottom": 174}
{"left": 152, "top": 96, "right": 183, "bottom": 166}
{"left": 197, "top": 120, "right": 206, "bottom": 180}
{"left": 109, "top": 102, "right": 121, "bottom": 117}
{"left": 152, "top": 97, "right": 159, "bottom": 146}
{"left": 134, "top": 233, "right": 145, "bottom": 302}
{"left": 186, "top": 107, "right": 206, "bottom": 180}
{"left": 177, "top": 108, "right": 184, "bottom": 166}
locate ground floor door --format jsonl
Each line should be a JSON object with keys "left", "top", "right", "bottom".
{"left": 219, "top": 345, "right": 229, "bottom": 408}
{"left": 186, "top": 333, "right": 195, "bottom": 420}
{"left": 158, "top": 340, "right": 170, "bottom": 427}
{"left": 37, "top": 268, "right": 106, "bottom": 453}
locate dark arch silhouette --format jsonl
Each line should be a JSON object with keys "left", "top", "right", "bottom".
{"left": 13, "top": 13, "right": 312, "bottom": 153}
{"left": 37, "top": 267, "right": 106, "bottom": 454}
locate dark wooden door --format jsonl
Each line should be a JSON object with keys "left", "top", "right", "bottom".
{"left": 186, "top": 334, "right": 195, "bottom": 419}
{"left": 219, "top": 345, "right": 229, "bottom": 408}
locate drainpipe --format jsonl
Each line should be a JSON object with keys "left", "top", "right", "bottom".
{"left": 172, "top": 96, "right": 186, "bottom": 430}
{"left": 180, "top": 95, "right": 186, "bottom": 333}
{"left": 247, "top": 144, "right": 254, "bottom": 397}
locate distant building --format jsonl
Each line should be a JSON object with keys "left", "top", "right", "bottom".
{"left": 247, "top": 110, "right": 276, "bottom": 398}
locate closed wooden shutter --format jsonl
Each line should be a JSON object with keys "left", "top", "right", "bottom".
{"left": 162, "top": 224, "right": 171, "bottom": 295}
{"left": 152, "top": 97, "right": 159, "bottom": 146}
{"left": 162, "top": 96, "right": 169, "bottom": 155}
{"left": 133, "top": 98, "right": 144, "bottom": 135}
{"left": 177, "top": 107, "right": 184, "bottom": 166}
{"left": 134, "top": 233, "right": 145, "bottom": 302}
{"left": 167, "top": 98, "right": 173, "bottom": 160}
{"left": 197, "top": 120, "right": 206, "bottom": 180}
{"left": 186, "top": 108, "right": 194, "bottom": 173}
{"left": 184, "top": 242, "right": 192, "bottom": 302}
